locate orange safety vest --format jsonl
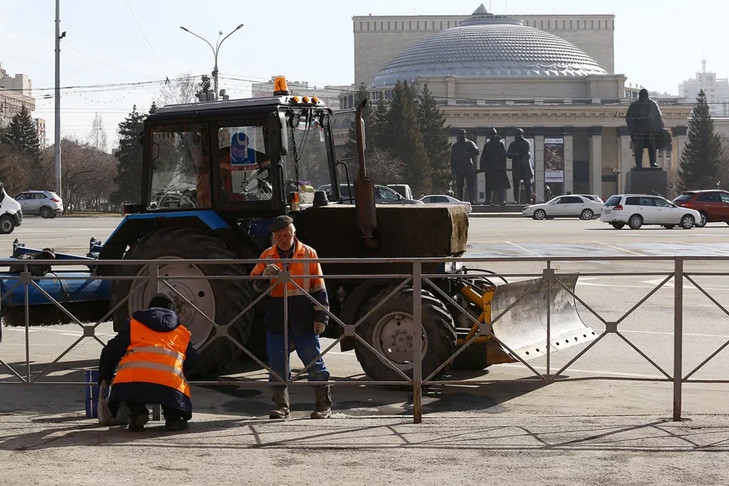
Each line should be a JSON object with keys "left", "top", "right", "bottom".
{"left": 250, "top": 240, "right": 326, "bottom": 298}
{"left": 113, "top": 318, "right": 192, "bottom": 398}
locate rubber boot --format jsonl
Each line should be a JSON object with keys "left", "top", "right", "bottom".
{"left": 310, "top": 386, "right": 332, "bottom": 419}
{"left": 269, "top": 387, "right": 290, "bottom": 419}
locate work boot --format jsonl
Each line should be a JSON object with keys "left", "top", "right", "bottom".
{"left": 269, "top": 387, "right": 290, "bottom": 419}
{"left": 310, "top": 386, "right": 332, "bottom": 419}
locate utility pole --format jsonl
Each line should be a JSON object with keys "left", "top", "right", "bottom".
{"left": 54, "top": 0, "right": 65, "bottom": 197}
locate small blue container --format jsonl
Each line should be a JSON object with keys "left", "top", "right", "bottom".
{"left": 84, "top": 369, "right": 100, "bottom": 418}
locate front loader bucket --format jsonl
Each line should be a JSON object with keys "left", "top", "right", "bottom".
{"left": 489, "top": 275, "right": 596, "bottom": 362}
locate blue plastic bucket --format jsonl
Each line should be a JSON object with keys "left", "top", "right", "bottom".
{"left": 84, "top": 369, "right": 100, "bottom": 418}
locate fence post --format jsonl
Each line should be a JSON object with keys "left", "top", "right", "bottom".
{"left": 544, "top": 264, "right": 553, "bottom": 379}
{"left": 673, "top": 258, "right": 683, "bottom": 421}
{"left": 412, "top": 261, "right": 423, "bottom": 424}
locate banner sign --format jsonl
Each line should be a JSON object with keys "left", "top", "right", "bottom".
{"left": 544, "top": 137, "right": 564, "bottom": 183}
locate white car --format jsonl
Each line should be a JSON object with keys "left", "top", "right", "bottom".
{"left": 15, "top": 190, "right": 64, "bottom": 218}
{"left": 522, "top": 194, "right": 603, "bottom": 220}
{"left": 600, "top": 194, "right": 701, "bottom": 229}
{"left": 418, "top": 194, "right": 472, "bottom": 213}
{"left": 0, "top": 183, "right": 22, "bottom": 234}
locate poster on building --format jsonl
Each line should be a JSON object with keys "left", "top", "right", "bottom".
{"left": 544, "top": 137, "right": 564, "bottom": 183}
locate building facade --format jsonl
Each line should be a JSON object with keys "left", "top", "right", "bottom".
{"left": 348, "top": 6, "right": 692, "bottom": 201}
{"left": 0, "top": 63, "right": 35, "bottom": 129}
{"left": 679, "top": 60, "right": 729, "bottom": 117}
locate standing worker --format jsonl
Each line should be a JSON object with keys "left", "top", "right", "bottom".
{"left": 98, "top": 294, "right": 197, "bottom": 432}
{"left": 450, "top": 128, "right": 479, "bottom": 204}
{"left": 479, "top": 128, "right": 510, "bottom": 205}
{"left": 250, "top": 215, "right": 332, "bottom": 420}
{"left": 507, "top": 128, "right": 533, "bottom": 204}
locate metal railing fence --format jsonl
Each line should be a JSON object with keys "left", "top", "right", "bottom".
{"left": 2, "top": 254, "right": 729, "bottom": 424}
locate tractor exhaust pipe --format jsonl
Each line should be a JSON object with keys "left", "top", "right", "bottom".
{"left": 353, "top": 99, "right": 378, "bottom": 250}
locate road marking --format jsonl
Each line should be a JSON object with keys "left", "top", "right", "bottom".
{"left": 501, "top": 363, "right": 665, "bottom": 379}
{"left": 591, "top": 240, "right": 643, "bottom": 256}
{"left": 504, "top": 241, "right": 541, "bottom": 256}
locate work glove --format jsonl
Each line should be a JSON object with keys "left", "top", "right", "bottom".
{"left": 262, "top": 263, "right": 281, "bottom": 277}
{"left": 313, "top": 321, "right": 326, "bottom": 335}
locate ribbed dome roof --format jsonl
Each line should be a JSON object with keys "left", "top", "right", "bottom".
{"left": 371, "top": 5, "right": 607, "bottom": 88}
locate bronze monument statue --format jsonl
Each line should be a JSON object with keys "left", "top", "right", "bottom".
{"left": 450, "top": 128, "right": 479, "bottom": 203}
{"left": 479, "top": 127, "right": 510, "bottom": 205}
{"left": 506, "top": 128, "right": 533, "bottom": 204}
{"left": 625, "top": 88, "right": 665, "bottom": 169}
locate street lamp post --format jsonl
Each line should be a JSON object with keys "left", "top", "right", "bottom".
{"left": 180, "top": 24, "right": 244, "bottom": 100}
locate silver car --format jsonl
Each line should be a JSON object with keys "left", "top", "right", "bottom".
{"left": 15, "top": 190, "right": 64, "bottom": 218}
{"left": 600, "top": 194, "right": 700, "bottom": 229}
{"left": 523, "top": 194, "right": 603, "bottom": 220}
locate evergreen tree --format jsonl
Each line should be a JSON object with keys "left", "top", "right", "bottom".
{"left": 417, "top": 84, "right": 451, "bottom": 193}
{"left": 678, "top": 90, "right": 722, "bottom": 190}
{"left": 2, "top": 105, "right": 42, "bottom": 164}
{"left": 110, "top": 105, "right": 146, "bottom": 205}
{"left": 345, "top": 83, "right": 378, "bottom": 157}
{"left": 381, "top": 81, "right": 431, "bottom": 194}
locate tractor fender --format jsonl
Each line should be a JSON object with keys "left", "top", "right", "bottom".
{"left": 97, "top": 211, "right": 261, "bottom": 273}
{"left": 337, "top": 278, "right": 392, "bottom": 351}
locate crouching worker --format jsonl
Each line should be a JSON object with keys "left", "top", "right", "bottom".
{"left": 98, "top": 294, "right": 197, "bottom": 432}
{"left": 250, "top": 215, "right": 332, "bottom": 419}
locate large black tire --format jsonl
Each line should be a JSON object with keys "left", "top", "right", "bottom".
{"left": 611, "top": 222, "right": 625, "bottom": 229}
{"left": 111, "top": 229, "right": 255, "bottom": 378}
{"left": 0, "top": 215, "right": 15, "bottom": 234}
{"left": 354, "top": 287, "right": 456, "bottom": 382}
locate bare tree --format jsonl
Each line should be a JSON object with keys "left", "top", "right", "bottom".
{"left": 41, "top": 139, "right": 117, "bottom": 212}
{"left": 157, "top": 74, "right": 199, "bottom": 106}
{"left": 87, "top": 113, "right": 108, "bottom": 153}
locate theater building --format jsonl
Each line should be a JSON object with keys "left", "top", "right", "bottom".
{"left": 346, "top": 6, "right": 691, "bottom": 200}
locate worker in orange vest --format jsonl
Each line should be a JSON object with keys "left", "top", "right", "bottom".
{"left": 98, "top": 294, "right": 197, "bottom": 432}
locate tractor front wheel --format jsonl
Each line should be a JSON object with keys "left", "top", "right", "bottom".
{"left": 354, "top": 287, "right": 455, "bottom": 382}
{"left": 111, "top": 229, "right": 255, "bottom": 378}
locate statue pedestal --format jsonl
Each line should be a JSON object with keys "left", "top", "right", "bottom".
{"left": 624, "top": 167, "right": 667, "bottom": 197}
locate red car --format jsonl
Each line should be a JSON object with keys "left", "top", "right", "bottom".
{"left": 673, "top": 190, "right": 729, "bottom": 227}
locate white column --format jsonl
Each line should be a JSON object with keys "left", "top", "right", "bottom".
{"left": 590, "top": 133, "right": 603, "bottom": 196}
{"left": 563, "top": 135, "right": 574, "bottom": 194}
{"left": 620, "top": 134, "right": 633, "bottom": 192}
{"left": 533, "top": 135, "right": 545, "bottom": 201}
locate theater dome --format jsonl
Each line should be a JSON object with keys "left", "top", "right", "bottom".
{"left": 371, "top": 5, "right": 608, "bottom": 88}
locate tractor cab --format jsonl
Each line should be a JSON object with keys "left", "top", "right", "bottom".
{"left": 139, "top": 78, "right": 338, "bottom": 222}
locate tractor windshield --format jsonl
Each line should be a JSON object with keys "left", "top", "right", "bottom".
{"left": 282, "top": 108, "right": 334, "bottom": 205}
{"left": 148, "top": 124, "right": 210, "bottom": 209}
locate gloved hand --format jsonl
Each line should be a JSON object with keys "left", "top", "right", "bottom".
{"left": 313, "top": 321, "right": 326, "bottom": 335}
{"left": 262, "top": 263, "right": 281, "bottom": 277}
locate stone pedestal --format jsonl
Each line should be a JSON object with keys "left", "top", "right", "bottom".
{"left": 624, "top": 167, "right": 667, "bottom": 196}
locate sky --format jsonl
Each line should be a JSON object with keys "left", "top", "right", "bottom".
{"left": 1, "top": 0, "right": 728, "bottom": 150}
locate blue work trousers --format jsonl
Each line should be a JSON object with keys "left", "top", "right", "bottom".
{"left": 266, "top": 331, "right": 330, "bottom": 388}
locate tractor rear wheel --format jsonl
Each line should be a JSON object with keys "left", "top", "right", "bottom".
{"left": 354, "top": 287, "right": 455, "bottom": 382}
{"left": 111, "top": 229, "right": 255, "bottom": 378}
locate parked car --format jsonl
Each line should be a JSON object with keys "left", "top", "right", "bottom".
{"left": 673, "top": 190, "right": 729, "bottom": 227}
{"left": 317, "top": 183, "right": 424, "bottom": 204}
{"left": 0, "top": 183, "right": 23, "bottom": 234}
{"left": 600, "top": 194, "right": 700, "bottom": 229}
{"left": 418, "top": 194, "right": 472, "bottom": 213}
{"left": 15, "top": 190, "right": 63, "bottom": 218}
{"left": 522, "top": 194, "right": 603, "bottom": 220}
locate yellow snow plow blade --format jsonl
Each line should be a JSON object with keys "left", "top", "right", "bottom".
{"left": 488, "top": 275, "right": 596, "bottom": 362}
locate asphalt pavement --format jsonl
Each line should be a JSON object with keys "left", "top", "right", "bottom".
{"left": 3, "top": 214, "right": 729, "bottom": 485}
